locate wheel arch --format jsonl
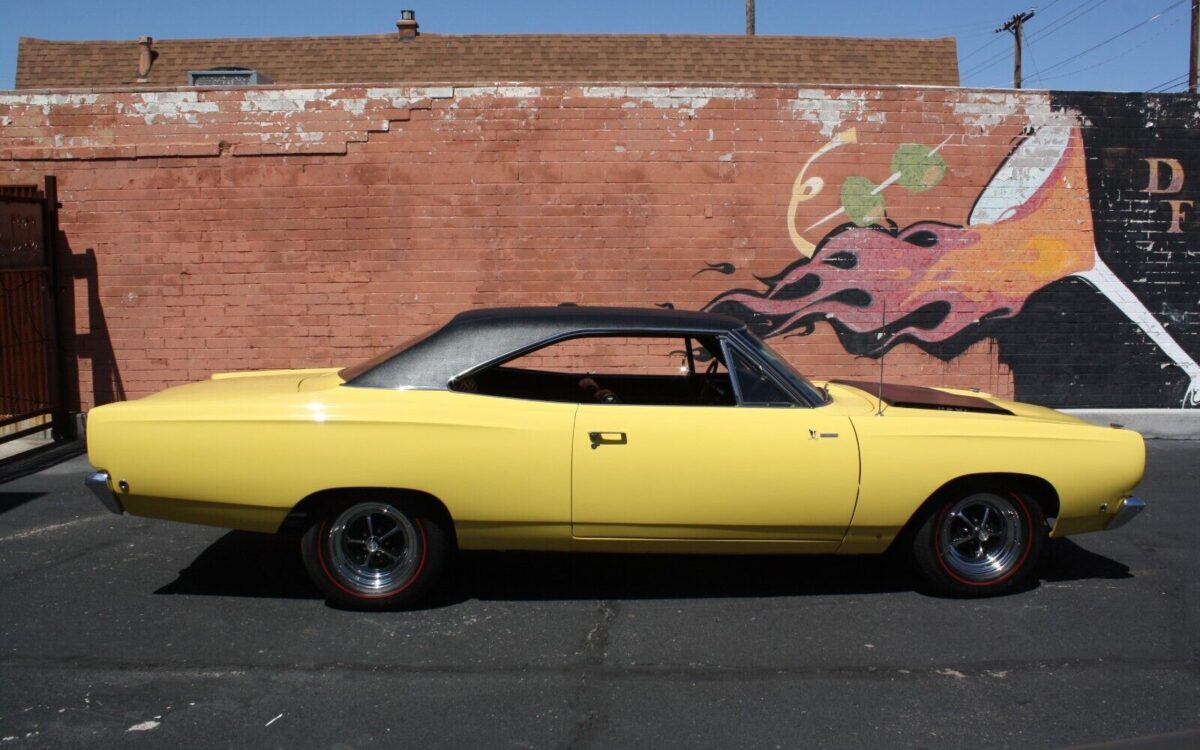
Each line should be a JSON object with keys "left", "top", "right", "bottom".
{"left": 886, "top": 472, "right": 1059, "bottom": 554}
{"left": 279, "top": 487, "right": 457, "bottom": 547}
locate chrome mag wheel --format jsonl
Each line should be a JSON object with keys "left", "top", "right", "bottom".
{"left": 326, "top": 501, "right": 423, "bottom": 596}
{"left": 937, "top": 492, "right": 1028, "bottom": 583}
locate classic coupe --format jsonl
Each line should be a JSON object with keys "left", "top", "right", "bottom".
{"left": 85, "top": 306, "right": 1146, "bottom": 609}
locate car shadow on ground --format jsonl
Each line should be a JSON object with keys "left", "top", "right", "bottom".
{"left": 155, "top": 531, "right": 319, "bottom": 600}
{"left": 1039, "top": 536, "right": 1133, "bottom": 583}
{"left": 154, "top": 531, "right": 1131, "bottom": 606}
{"left": 0, "top": 491, "right": 46, "bottom": 515}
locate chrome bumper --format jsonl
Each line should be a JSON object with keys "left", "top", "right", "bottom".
{"left": 84, "top": 471, "right": 124, "bottom": 515}
{"left": 1105, "top": 495, "right": 1146, "bottom": 531}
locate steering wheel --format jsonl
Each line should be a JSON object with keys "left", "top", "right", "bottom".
{"left": 579, "top": 377, "right": 621, "bottom": 404}
{"left": 697, "top": 359, "right": 722, "bottom": 405}
{"left": 593, "top": 388, "right": 620, "bottom": 404}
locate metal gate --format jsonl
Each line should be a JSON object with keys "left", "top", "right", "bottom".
{"left": 0, "top": 176, "right": 72, "bottom": 445}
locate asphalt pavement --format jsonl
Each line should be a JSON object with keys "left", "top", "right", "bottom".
{"left": 1, "top": 443, "right": 1198, "bottom": 749}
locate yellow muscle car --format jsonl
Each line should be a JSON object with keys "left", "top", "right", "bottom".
{"left": 84, "top": 306, "right": 1146, "bottom": 610}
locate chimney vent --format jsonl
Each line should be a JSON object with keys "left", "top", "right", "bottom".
{"left": 397, "top": 10, "right": 419, "bottom": 40}
{"left": 137, "top": 36, "right": 157, "bottom": 82}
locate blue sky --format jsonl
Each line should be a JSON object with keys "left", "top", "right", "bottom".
{"left": 0, "top": 0, "right": 1194, "bottom": 92}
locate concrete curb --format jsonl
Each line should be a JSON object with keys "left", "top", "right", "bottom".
{"left": 0, "top": 439, "right": 87, "bottom": 485}
{"left": 1063, "top": 409, "right": 1200, "bottom": 440}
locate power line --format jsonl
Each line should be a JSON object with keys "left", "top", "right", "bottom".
{"left": 961, "top": 2, "right": 1104, "bottom": 77}
{"left": 1035, "top": 0, "right": 1188, "bottom": 78}
{"left": 960, "top": 41, "right": 1012, "bottom": 75}
{"left": 1024, "top": 0, "right": 1113, "bottom": 46}
{"left": 959, "top": 0, "right": 1127, "bottom": 82}
{"left": 960, "top": 32, "right": 1007, "bottom": 63}
{"left": 1028, "top": 20, "right": 1176, "bottom": 84}
{"left": 1149, "top": 74, "right": 1188, "bottom": 92}
{"left": 1148, "top": 72, "right": 1190, "bottom": 92}
{"left": 1025, "top": 22, "right": 1046, "bottom": 85}
{"left": 910, "top": 20, "right": 1013, "bottom": 36}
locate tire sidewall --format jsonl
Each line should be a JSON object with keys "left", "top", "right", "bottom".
{"left": 301, "top": 493, "right": 450, "bottom": 611}
{"left": 913, "top": 487, "right": 1046, "bottom": 598}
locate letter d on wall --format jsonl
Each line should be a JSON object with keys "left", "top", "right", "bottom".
{"left": 1142, "top": 158, "right": 1185, "bottom": 194}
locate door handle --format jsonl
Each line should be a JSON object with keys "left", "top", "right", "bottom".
{"left": 589, "top": 431, "right": 628, "bottom": 448}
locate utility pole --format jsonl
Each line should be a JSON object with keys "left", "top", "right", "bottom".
{"left": 1190, "top": 0, "right": 1197, "bottom": 94}
{"left": 746, "top": 0, "right": 756, "bottom": 36}
{"left": 996, "top": 10, "right": 1036, "bottom": 89}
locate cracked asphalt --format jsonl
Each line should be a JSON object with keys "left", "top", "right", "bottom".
{"left": 1, "top": 442, "right": 1198, "bottom": 749}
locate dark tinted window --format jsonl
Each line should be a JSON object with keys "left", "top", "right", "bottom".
{"left": 725, "top": 346, "right": 796, "bottom": 406}
{"left": 737, "top": 331, "right": 827, "bottom": 406}
{"left": 452, "top": 334, "right": 736, "bottom": 407}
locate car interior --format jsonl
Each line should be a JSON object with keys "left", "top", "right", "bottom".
{"left": 450, "top": 335, "right": 743, "bottom": 406}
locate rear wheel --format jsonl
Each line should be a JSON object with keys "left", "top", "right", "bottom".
{"left": 301, "top": 494, "right": 450, "bottom": 610}
{"left": 912, "top": 488, "right": 1045, "bottom": 597}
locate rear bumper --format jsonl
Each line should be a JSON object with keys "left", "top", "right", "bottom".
{"left": 1105, "top": 495, "right": 1146, "bottom": 531}
{"left": 84, "top": 471, "right": 124, "bottom": 515}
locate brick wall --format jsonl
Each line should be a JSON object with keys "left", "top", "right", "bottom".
{"left": 0, "top": 84, "right": 1196, "bottom": 409}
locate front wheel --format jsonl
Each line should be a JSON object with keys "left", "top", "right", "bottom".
{"left": 912, "top": 488, "right": 1046, "bottom": 597}
{"left": 301, "top": 494, "right": 450, "bottom": 611}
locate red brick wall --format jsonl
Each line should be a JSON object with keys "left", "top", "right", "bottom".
{"left": 1, "top": 85, "right": 1197, "bottom": 409}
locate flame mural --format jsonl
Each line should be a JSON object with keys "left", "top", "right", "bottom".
{"left": 707, "top": 109, "right": 1200, "bottom": 407}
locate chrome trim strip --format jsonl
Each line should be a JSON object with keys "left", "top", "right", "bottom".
{"left": 1106, "top": 495, "right": 1146, "bottom": 531}
{"left": 84, "top": 471, "right": 124, "bottom": 515}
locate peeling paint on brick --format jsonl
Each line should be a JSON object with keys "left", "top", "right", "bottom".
{"left": 582, "top": 85, "right": 752, "bottom": 114}
{"left": 0, "top": 93, "right": 99, "bottom": 107}
{"left": 365, "top": 86, "right": 451, "bottom": 109}
{"left": 0, "top": 84, "right": 1196, "bottom": 408}
{"left": 240, "top": 88, "right": 338, "bottom": 112}
{"left": 790, "top": 89, "right": 885, "bottom": 137}
{"left": 453, "top": 86, "right": 541, "bottom": 100}
{"left": 126, "top": 92, "right": 220, "bottom": 125}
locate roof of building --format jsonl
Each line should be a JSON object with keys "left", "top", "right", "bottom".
{"left": 15, "top": 32, "right": 960, "bottom": 89}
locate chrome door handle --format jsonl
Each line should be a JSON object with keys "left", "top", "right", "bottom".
{"left": 589, "top": 431, "right": 628, "bottom": 448}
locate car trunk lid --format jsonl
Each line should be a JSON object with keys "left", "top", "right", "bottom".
{"left": 139, "top": 368, "right": 341, "bottom": 403}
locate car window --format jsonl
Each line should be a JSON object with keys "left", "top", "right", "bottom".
{"left": 724, "top": 344, "right": 797, "bottom": 406}
{"left": 451, "top": 335, "right": 737, "bottom": 407}
{"left": 737, "top": 330, "right": 827, "bottom": 406}
{"left": 506, "top": 336, "right": 693, "bottom": 376}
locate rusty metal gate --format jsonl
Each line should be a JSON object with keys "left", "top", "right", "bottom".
{"left": 0, "top": 176, "right": 72, "bottom": 445}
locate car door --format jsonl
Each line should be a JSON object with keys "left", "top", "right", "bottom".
{"left": 571, "top": 341, "right": 860, "bottom": 543}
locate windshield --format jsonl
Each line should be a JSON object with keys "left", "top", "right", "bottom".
{"left": 737, "top": 330, "right": 828, "bottom": 406}
{"left": 338, "top": 328, "right": 437, "bottom": 382}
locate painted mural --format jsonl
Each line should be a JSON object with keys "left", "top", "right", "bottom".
{"left": 2, "top": 85, "right": 1197, "bottom": 410}
{"left": 705, "top": 95, "right": 1200, "bottom": 408}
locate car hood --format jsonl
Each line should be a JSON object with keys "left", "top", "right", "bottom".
{"left": 824, "top": 380, "right": 1091, "bottom": 427}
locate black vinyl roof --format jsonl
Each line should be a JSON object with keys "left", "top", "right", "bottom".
{"left": 453, "top": 305, "right": 741, "bottom": 331}
{"left": 344, "top": 306, "right": 746, "bottom": 390}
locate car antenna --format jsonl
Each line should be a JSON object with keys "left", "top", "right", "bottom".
{"left": 876, "top": 302, "right": 886, "bottom": 416}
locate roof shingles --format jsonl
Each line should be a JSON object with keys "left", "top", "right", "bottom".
{"left": 15, "top": 33, "right": 959, "bottom": 90}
